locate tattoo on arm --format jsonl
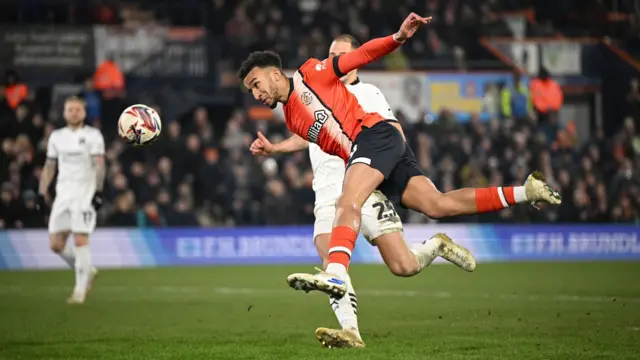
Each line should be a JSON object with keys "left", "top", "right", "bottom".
{"left": 92, "top": 156, "right": 106, "bottom": 192}
{"left": 39, "top": 159, "right": 57, "bottom": 194}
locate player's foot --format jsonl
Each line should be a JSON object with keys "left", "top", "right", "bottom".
{"left": 287, "top": 268, "right": 347, "bottom": 298}
{"left": 67, "top": 290, "right": 86, "bottom": 305}
{"left": 524, "top": 171, "right": 562, "bottom": 208}
{"left": 315, "top": 327, "right": 365, "bottom": 349}
{"left": 432, "top": 233, "right": 476, "bottom": 272}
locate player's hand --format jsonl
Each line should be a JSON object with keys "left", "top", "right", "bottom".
{"left": 394, "top": 13, "right": 432, "bottom": 42}
{"left": 36, "top": 193, "right": 50, "bottom": 212}
{"left": 92, "top": 192, "right": 104, "bottom": 211}
{"left": 250, "top": 131, "right": 274, "bottom": 156}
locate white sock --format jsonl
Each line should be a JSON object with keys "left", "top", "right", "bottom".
{"left": 329, "top": 274, "right": 361, "bottom": 338}
{"left": 56, "top": 245, "right": 75, "bottom": 269}
{"left": 409, "top": 237, "right": 440, "bottom": 270}
{"left": 325, "top": 262, "right": 348, "bottom": 279}
{"left": 74, "top": 245, "right": 92, "bottom": 293}
{"left": 514, "top": 186, "right": 528, "bottom": 202}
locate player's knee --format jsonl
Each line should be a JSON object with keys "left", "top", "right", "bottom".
{"left": 335, "top": 196, "right": 363, "bottom": 220}
{"left": 387, "top": 260, "right": 420, "bottom": 277}
{"left": 73, "top": 233, "right": 89, "bottom": 247}
{"left": 49, "top": 237, "right": 64, "bottom": 253}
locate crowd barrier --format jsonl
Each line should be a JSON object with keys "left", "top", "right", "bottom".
{"left": 1, "top": 224, "right": 639, "bottom": 270}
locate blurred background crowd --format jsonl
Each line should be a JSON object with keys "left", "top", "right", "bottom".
{"left": 1, "top": 0, "right": 640, "bottom": 228}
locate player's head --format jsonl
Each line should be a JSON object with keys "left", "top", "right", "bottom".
{"left": 63, "top": 96, "right": 86, "bottom": 127}
{"left": 238, "top": 51, "right": 287, "bottom": 109}
{"left": 329, "top": 34, "right": 360, "bottom": 84}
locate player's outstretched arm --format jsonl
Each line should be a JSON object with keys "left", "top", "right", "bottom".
{"left": 334, "top": 13, "right": 432, "bottom": 76}
{"left": 250, "top": 132, "right": 308, "bottom": 156}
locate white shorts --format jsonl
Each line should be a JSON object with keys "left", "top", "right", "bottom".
{"left": 48, "top": 197, "right": 96, "bottom": 234}
{"left": 313, "top": 190, "right": 403, "bottom": 245}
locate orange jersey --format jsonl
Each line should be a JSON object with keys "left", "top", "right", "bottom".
{"left": 282, "top": 35, "right": 402, "bottom": 162}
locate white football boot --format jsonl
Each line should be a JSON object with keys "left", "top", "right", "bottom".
{"left": 67, "top": 267, "right": 98, "bottom": 305}
{"left": 315, "top": 327, "right": 365, "bottom": 349}
{"left": 287, "top": 268, "right": 347, "bottom": 298}
{"left": 432, "top": 233, "right": 476, "bottom": 272}
{"left": 524, "top": 171, "right": 562, "bottom": 208}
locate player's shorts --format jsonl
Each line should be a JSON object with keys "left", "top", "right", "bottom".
{"left": 313, "top": 190, "right": 403, "bottom": 245}
{"left": 48, "top": 197, "right": 96, "bottom": 234}
{"left": 347, "top": 120, "right": 423, "bottom": 208}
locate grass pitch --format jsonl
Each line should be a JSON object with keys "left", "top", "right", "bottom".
{"left": 0, "top": 262, "right": 639, "bottom": 360}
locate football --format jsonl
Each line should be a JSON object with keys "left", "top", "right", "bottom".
{"left": 118, "top": 104, "right": 162, "bottom": 146}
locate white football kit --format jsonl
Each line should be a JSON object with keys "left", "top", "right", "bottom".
{"left": 310, "top": 79, "right": 403, "bottom": 243}
{"left": 47, "top": 126, "right": 105, "bottom": 234}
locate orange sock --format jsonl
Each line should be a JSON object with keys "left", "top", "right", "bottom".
{"left": 327, "top": 226, "right": 358, "bottom": 271}
{"left": 475, "top": 186, "right": 520, "bottom": 213}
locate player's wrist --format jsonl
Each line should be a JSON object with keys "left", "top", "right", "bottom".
{"left": 392, "top": 32, "right": 406, "bottom": 43}
{"left": 270, "top": 144, "right": 283, "bottom": 154}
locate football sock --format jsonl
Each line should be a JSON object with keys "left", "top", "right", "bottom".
{"left": 326, "top": 226, "right": 358, "bottom": 279}
{"left": 56, "top": 245, "right": 75, "bottom": 268}
{"left": 74, "top": 245, "right": 92, "bottom": 293}
{"left": 329, "top": 274, "right": 361, "bottom": 338}
{"left": 409, "top": 237, "right": 440, "bottom": 270}
{"left": 475, "top": 186, "right": 528, "bottom": 213}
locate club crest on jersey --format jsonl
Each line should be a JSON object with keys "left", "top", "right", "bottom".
{"left": 307, "top": 109, "right": 328, "bottom": 143}
{"left": 301, "top": 92, "right": 313, "bottom": 105}
{"left": 78, "top": 137, "right": 85, "bottom": 145}
{"left": 315, "top": 60, "right": 327, "bottom": 71}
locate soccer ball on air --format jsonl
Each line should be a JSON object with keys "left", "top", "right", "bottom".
{"left": 118, "top": 104, "right": 162, "bottom": 146}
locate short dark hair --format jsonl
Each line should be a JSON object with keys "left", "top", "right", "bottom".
{"left": 237, "top": 51, "right": 282, "bottom": 79}
{"left": 333, "top": 34, "right": 360, "bottom": 49}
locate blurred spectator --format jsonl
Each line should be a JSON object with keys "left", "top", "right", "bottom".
{"left": 107, "top": 191, "right": 137, "bottom": 227}
{"left": 137, "top": 201, "right": 167, "bottom": 227}
{"left": 78, "top": 78, "right": 101, "bottom": 126}
{"left": 530, "top": 67, "right": 563, "bottom": 126}
{"left": 501, "top": 73, "right": 532, "bottom": 120}
{"left": 94, "top": 57, "right": 125, "bottom": 99}
{"left": 4, "top": 70, "right": 27, "bottom": 110}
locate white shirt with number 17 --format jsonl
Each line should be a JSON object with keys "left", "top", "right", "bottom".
{"left": 309, "top": 79, "right": 396, "bottom": 206}
{"left": 46, "top": 126, "right": 105, "bottom": 199}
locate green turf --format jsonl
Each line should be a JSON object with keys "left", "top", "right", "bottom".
{"left": 0, "top": 262, "right": 639, "bottom": 360}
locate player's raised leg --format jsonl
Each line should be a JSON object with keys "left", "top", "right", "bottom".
{"left": 314, "top": 232, "right": 364, "bottom": 348}
{"left": 361, "top": 191, "right": 476, "bottom": 275}
{"left": 287, "top": 162, "right": 382, "bottom": 297}
{"left": 401, "top": 172, "right": 561, "bottom": 220}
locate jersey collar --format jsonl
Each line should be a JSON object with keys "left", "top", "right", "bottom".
{"left": 349, "top": 77, "right": 361, "bottom": 85}
{"left": 285, "top": 77, "right": 294, "bottom": 104}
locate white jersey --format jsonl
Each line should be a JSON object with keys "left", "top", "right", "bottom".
{"left": 309, "top": 79, "right": 396, "bottom": 205}
{"left": 47, "top": 125, "right": 105, "bottom": 198}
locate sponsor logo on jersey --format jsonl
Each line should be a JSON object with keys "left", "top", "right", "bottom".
{"left": 306, "top": 109, "right": 328, "bottom": 143}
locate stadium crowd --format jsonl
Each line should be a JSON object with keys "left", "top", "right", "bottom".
{"left": 1, "top": 68, "right": 639, "bottom": 229}
{"left": 1, "top": 0, "right": 640, "bottom": 228}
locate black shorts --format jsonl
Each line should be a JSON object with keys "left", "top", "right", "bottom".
{"left": 346, "top": 121, "right": 423, "bottom": 208}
